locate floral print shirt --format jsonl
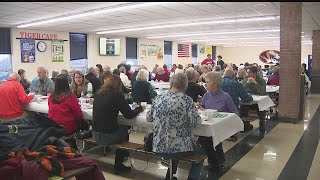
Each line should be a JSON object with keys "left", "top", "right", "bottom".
{"left": 147, "top": 91, "right": 202, "bottom": 153}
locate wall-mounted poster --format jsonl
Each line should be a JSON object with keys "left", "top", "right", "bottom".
{"left": 205, "top": 45, "right": 212, "bottom": 55}
{"left": 199, "top": 46, "right": 205, "bottom": 54}
{"left": 140, "top": 44, "right": 148, "bottom": 60}
{"left": 148, "top": 45, "right": 158, "bottom": 56}
{"left": 20, "top": 39, "right": 35, "bottom": 63}
{"left": 157, "top": 45, "right": 164, "bottom": 62}
{"left": 259, "top": 50, "right": 280, "bottom": 64}
{"left": 52, "top": 40, "right": 64, "bottom": 62}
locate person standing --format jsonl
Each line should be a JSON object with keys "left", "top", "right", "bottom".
{"left": 201, "top": 54, "right": 215, "bottom": 66}
{"left": 216, "top": 55, "right": 225, "bottom": 69}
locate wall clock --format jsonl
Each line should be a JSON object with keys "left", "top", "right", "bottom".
{"left": 37, "top": 41, "right": 47, "bottom": 52}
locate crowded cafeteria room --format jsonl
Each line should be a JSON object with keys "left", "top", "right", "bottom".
{"left": 0, "top": 2, "right": 320, "bottom": 180}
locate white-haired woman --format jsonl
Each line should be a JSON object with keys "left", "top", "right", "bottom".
{"left": 147, "top": 73, "right": 205, "bottom": 180}
{"left": 154, "top": 67, "right": 170, "bottom": 82}
{"left": 199, "top": 72, "right": 238, "bottom": 171}
{"left": 132, "top": 69, "right": 157, "bottom": 104}
{"left": 119, "top": 66, "right": 131, "bottom": 87}
{"left": 236, "top": 67, "right": 247, "bottom": 82}
{"left": 198, "top": 65, "right": 210, "bottom": 83}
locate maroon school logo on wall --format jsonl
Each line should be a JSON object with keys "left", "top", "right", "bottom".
{"left": 259, "top": 50, "right": 280, "bottom": 64}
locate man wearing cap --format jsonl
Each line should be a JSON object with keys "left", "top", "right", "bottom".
{"left": 201, "top": 54, "right": 215, "bottom": 66}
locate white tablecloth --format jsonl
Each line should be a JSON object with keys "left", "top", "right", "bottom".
{"left": 150, "top": 82, "right": 170, "bottom": 89}
{"left": 240, "top": 95, "right": 275, "bottom": 111}
{"left": 266, "top": 85, "right": 279, "bottom": 93}
{"left": 24, "top": 101, "right": 243, "bottom": 147}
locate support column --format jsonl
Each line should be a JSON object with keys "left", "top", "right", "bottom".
{"left": 311, "top": 30, "right": 320, "bottom": 93}
{"left": 279, "top": 2, "right": 303, "bottom": 123}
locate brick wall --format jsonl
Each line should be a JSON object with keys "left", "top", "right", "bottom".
{"left": 279, "top": 2, "right": 302, "bottom": 121}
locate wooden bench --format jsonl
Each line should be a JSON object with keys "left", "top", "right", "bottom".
{"left": 49, "top": 166, "right": 94, "bottom": 180}
{"left": 76, "top": 138, "right": 207, "bottom": 179}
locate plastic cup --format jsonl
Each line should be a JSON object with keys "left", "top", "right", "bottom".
{"left": 206, "top": 109, "right": 217, "bottom": 120}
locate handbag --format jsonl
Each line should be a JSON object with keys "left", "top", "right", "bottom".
{"left": 143, "top": 132, "right": 153, "bottom": 152}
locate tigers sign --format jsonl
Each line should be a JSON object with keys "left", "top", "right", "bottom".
{"left": 259, "top": 50, "right": 280, "bottom": 64}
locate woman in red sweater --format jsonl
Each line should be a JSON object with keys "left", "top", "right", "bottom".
{"left": 48, "top": 74, "right": 83, "bottom": 134}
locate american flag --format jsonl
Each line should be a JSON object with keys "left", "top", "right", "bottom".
{"left": 178, "top": 44, "right": 190, "bottom": 57}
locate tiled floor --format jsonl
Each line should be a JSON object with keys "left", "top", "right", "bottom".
{"left": 84, "top": 94, "right": 320, "bottom": 180}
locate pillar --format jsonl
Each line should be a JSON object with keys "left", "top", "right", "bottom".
{"left": 311, "top": 30, "right": 320, "bottom": 93}
{"left": 279, "top": 2, "right": 303, "bottom": 123}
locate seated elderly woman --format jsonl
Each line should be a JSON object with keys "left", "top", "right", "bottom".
{"left": 267, "top": 66, "right": 280, "bottom": 86}
{"left": 185, "top": 68, "right": 207, "bottom": 102}
{"left": 92, "top": 74, "right": 143, "bottom": 174}
{"left": 198, "top": 65, "right": 210, "bottom": 83}
{"left": 236, "top": 67, "right": 247, "bottom": 82}
{"left": 147, "top": 73, "right": 205, "bottom": 180}
{"left": 154, "top": 67, "right": 170, "bottom": 82}
{"left": 132, "top": 69, "right": 157, "bottom": 104}
{"left": 199, "top": 72, "right": 239, "bottom": 171}
{"left": 119, "top": 66, "right": 131, "bottom": 87}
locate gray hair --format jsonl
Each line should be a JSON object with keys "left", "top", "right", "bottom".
{"left": 238, "top": 68, "right": 247, "bottom": 77}
{"left": 37, "top": 67, "right": 47, "bottom": 74}
{"left": 201, "top": 65, "right": 210, "bottom": 73}
{"left": 206, "top": 72, "right": 222, "bottom": 86}
{"left": 136, "top": 69, "right": 149, "bottom": 81}
{"left": 185, "top": 68, "right": 197, "bottom": 81}
{"left": 119, "top": 66, "right": 126, "bottom": 73}
{"left": 214, "top": 65, "right": 221, "bottom": 72}
{"left": 169, "top": 73, "right": 188, "bottom": 91}
{"left": 52, "top": 71, "right": 59, "bottom": 78}
{"left": 223, "top": 68, "right": 234, "bottom": 78}
{"left": 9, "top": 72, "right": 21, "bottom": 82}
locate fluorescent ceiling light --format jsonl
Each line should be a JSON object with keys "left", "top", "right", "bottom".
{"left": 147, "top": 29, "right": 280, "bottom": 39}
{"left": 96, "top": 16, "right": 279, "bottom": 34}
{"left": 180, "top": 36, "right": 280, "bottom": 42}
{"left": 17, "top": 2, "right": 169, "bottom": 28}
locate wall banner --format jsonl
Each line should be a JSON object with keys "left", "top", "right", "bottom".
{"left": 52, "top": 40, "right": 64, "bottom": 62}
{"left": 148, "top": 45, "right": 158, "bottom": 56}
{"left": 259, "top": 50, "right": 280, "bottom": 64}
{"left": 205, "top": 45, "right": 212, "bottom": 56}
{"left": 199, "top": 45, "right": 205, "bottom": 54}
{"left": 20, "top": 39, "right": 35, "bottom": 63}
{"left": 157, "top": 45, "right": 164, "bottom": 62}
{"left": 140, "top": 44, "right": 148, "bottom": 60}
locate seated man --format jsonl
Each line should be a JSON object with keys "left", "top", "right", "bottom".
{"left": 185, "top": 68, "right": 207, "bottom": 102}
{"left": 147, "top": 73, "right": 205, "bottom": 180}
{"left": 32, "top": 67, "right": 55, "bottom": 96}
{"left": 221, "top": 68, "right": 253, "bottom": 132}
{"left": 0, "top": 73, "right": 35, "bottom": 121}
{"left": 221, "top": 68, "right": 253, "bottom": 108}
{"left": 241, "top": 66, "right": 267, "bottom": 131}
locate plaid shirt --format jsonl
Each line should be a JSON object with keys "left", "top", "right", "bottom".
{"left": 220, "top": 77, "right": 253, "bottom": 107}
